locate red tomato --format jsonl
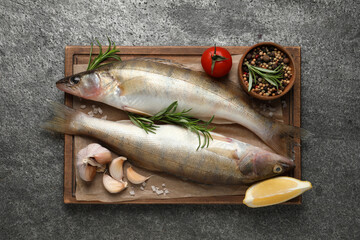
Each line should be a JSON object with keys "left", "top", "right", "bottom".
{"left": 201, "top": 46, "right": 232, "bottom": 78}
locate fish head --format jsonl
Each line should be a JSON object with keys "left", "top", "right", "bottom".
{"left": 56, "top": 70, "right": 115, "bottom": 100}
{"left": 239, "top": 151, "right": 295, "bottom": 182}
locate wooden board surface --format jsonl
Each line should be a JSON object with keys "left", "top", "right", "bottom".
{"left": 63, "top": 46, "right": 301, "bottom": 204}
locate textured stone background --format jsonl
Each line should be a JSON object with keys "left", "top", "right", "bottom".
{"left": 0, "top": 0, "right": 359, "bottom": 239}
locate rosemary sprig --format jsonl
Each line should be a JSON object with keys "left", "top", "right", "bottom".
{"left": 87, "top": 37, "right": 122, "bottom": 70}
{"left": 127, "top": 101, "right": 215, "bottom": 150}
{"left": 246, "top": 63, "right": 284, "bottom": 91}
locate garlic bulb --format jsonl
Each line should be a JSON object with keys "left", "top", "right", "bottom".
{"left": 109, "top": 157, "right": 127, "bottom": 182}
{"left": 126, "top": 166, "right": 151, "bottom": 184}
{"left": 103, "top": 173, "right": 128, "bottom": 193}
{"left": 77, "top": 143, "right": 112, "bottom": 182}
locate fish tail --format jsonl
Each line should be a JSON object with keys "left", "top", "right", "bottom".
{"left": 42, "top": 101, "right": 81, "bottom": 135}
{"left": 265, "top": 122, "right": 312, "bottom": 156}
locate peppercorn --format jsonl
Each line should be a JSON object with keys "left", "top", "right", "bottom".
{"left": 263, "top": 55, "right": 270, "bottom": 62}
{"left": 283, "top": 58, "right": 289, "bottom": 64}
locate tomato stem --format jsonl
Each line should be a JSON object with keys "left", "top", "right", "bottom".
{"left": 210, "top": 44, "right": 228, "bottom": 75}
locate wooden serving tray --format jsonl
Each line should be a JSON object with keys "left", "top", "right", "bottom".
{"left": 63, "top": 46, "right": 301, "bottom": 204}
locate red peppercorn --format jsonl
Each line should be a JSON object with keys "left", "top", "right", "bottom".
{"left": 255, "top": 54, "right": 259, "bottom": 59}
{"left": 255, "top": 85, "right": 259, "bottom": 88}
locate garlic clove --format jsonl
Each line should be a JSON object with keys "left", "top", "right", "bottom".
{"left": 93, "top": 150, "right": 112, "bottom": 165}
{"left": 126, "top": 166, "right": 151, "bottom": 184}
{"left": 78, "top": 164, "right": 97, "bottom": 182}
{"left": 109, "top": 157, "right": 127, "bottom": 181}
{"left": 103, "top": 173, "right": 128, "bottom": 193}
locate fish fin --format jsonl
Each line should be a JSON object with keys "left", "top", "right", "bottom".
{"left": 207, "top": 147, "right": 239, "bottom": 160}
{"left": 133, "top": 57, "right": 188, "bottom": 69}
{"left": 211, "top": 133, "right": 233, "bottom": 143}
{"left": 200, "top": 116, "right": 235, "bottom": 124}
{"left": 237, "top": 152, "right": 254, "bottom": 175}
{"left": 123, "top": 106, "right": 152, "bottom": 116}
{"left": 42, "top": 102, "right": 81, "bottom": 135}
{"left": 264, "top": 122, "right": 312, "bottom": 157}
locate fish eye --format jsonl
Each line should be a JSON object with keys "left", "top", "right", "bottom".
{"left": 273, "top": 164, "right": 283, "bottom": 173}
{"left": 70, "top": 76, "right": 81, "bottom": 85}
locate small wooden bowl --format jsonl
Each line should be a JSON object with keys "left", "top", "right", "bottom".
{"left": 238, "top": 42, "right": 296, "bottom": 100}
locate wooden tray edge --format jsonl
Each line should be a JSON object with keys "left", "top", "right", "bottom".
{"left": 63, "top": 46, "right": 302, "bottom": 205}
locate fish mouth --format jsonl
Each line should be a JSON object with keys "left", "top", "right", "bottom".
{"left": 56, "top": 77, "right": 70, "bottom": 92}
{"left": 56, "top": 77, "right": 69, "bottom": 85}
{"left": 279, "top": 157, "right": 296, "bottom": 171}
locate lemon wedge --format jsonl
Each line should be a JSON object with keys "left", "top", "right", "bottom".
{"left": 243, "top": 176, "right": 312, "bottom": 208}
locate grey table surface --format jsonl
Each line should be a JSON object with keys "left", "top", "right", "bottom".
{"left": 0, "top": 0, "right": 359, "bottom": 239}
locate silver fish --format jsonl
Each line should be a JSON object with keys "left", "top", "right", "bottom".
{"left": 56, "top": 59, "right": 304, "bottom": 154}
{"left": 44, "top": 103, "right": 295, "bottom": 185}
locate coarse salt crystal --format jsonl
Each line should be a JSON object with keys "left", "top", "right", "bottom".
{"left": 164, "top": 189, "right": 169, "bottom": 194}
{"left": 101, "top": 115, "right": 107, "bottom": 120}
{"left": 140, "top": 186, "right": 144, "bottom": 191}
{"left": 88, "top": 111, "right": 94, "bottom": 117}
{"left": 93, "top": 108, "right": 99, "bottom": 114}
{"left": 151, "top": 185, "right": 156, "bottom": 192}
{"left": 268, "top": 112, "right": 274, "bottom": 117}
{"left": 162, "top": 183, "right": 166, "bottom": 187}
{"left": 129, "top": 190, "right": 135, "bottom": 196}
{"left": 142, "top": 182, "right": 147, "bottom": 187}
{"left": 98, "top": 108, "right": 103, "bottom": 115}
{"left": 156, "top": 190, "right": 164, "bottom": 195}
{"left": 80, "top": 105, "right": 86, "bottom": 109}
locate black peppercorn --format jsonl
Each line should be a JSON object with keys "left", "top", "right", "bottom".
{"left": 263, "top": 55, "right": 270, "bottom": 62}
